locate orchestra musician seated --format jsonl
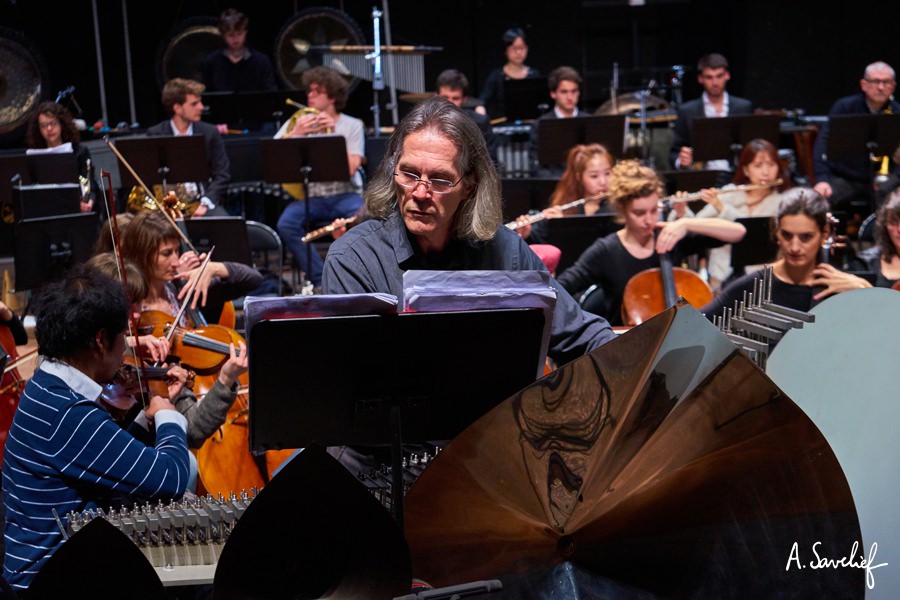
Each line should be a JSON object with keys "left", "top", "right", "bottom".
{"left": 701, "top": 187, "right": 872, "bottom": 319}
{"left": 847, "top": 188, "right": 900, "bottom": 288}
{"left": 1, "top": 268, "right": 190, "bottom": 593}
{"left": 669, "top": 138, "right": 791, "bottom": 289}
{"left": 513, "top": 142, "right": 614, "bottom": 244}
{"left": 556, "top": 159, "right": 746, "bottom": 325}
{"left": 120, "top": 211, "right": 263, "bottom": 326}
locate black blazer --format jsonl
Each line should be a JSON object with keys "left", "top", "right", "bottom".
{"left": 145, "top": 120, "right": 231, "bottom": 206}
{"left": 668, "top": 95, "right": 754, "bottom": 168}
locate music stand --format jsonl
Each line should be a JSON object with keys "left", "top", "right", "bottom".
{"left": 12, "top": 183, "right": 82, "bottom": 222}
{"left": 825, "top": 114, "right": 900, "bottom": 160}
{"left": 731, "top": 217, "right": 778, "bottom": 273}
{"left": 248, "top": 308, "right": 545, "bottom": 526}
{"left": 500, "top": 177, "right": 559, "bottom": 220}
{"left": 114, "top": 135, "right": 210, "bottom": 190}
{"left": 202, "top": 90, "right": 307, "bottom": 132}
{"left": 176, "top": 216, "right": 253, "bottom": 265}
{"left": 503, "top": 77, "right": 550, "bottom": 122}
{"left": 13, "top": 212, "right": 98, "bottom": 291}
{"left": 0, "top": 154, "right": 29, "bottom": 256}
{"left": 543, "top": 213, "right": 621, "bottom": 273}
{"left": 259, "top": 136, "right": 350, "bottom": 284}
{"left": 26, "top": 152, "right": 79, "bottom": 184}
{"left": 537, "top": 116, "right": 628, "bottom": 169}
{"left": 691, "top": 114, "right": 782, "bottom": 164}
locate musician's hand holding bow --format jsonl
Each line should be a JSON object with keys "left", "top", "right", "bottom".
{"left": 811, "top": 262, "right": 872, "bottom": 301}
{"left": 144, "top": 395, "right": 178, "bottom": 423}
{"left": 176, "top": 260, "right": 229, "bottom": 309}
{"left": 131, "top": 334, "right": 170, "bottom": 363}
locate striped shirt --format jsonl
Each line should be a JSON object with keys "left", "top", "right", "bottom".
{"left": 2, "top": 360, "right": 189, "bottom": 591}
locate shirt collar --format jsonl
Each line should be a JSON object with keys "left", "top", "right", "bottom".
{"left": 40, "top": 358, "right": 103, "bottom": 401}
{"left": 554, "top": 106, "right": 579, "bottom": 119}
{"left": 169, "top": 119, "right": 193, "bottom": 136}
{"left": 701, "top": 91, "right": 730, "bottom": 117}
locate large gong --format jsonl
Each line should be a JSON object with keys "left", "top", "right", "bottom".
{"left": 155, "top": 16, "right": 222, "bottom": 88}
{"left": 0, "top": 26, "right": 49, "bottom": 144}
{"left": 274, "top": 7, "right": 366, "bottom": 92}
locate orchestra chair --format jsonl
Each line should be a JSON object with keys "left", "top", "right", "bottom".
{"left": 246, "top": 220, "right": 285, "bottom": 296}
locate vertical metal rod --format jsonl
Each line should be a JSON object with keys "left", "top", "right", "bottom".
{"left": 91, "top": 0, "right": 109, "bottom": 127}
{"left": 121, "top": 0, "right": 137, "bottom": 125}
{"left": 381, "top": 0, "right": 399, "bottom": 126}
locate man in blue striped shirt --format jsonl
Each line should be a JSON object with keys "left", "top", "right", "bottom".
{"left": 2, "top": 269, "right": 190, "bottom": 592}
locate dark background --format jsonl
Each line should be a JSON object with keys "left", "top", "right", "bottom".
{"left": 1, "top": 0, "right": 898, "bottom": 146}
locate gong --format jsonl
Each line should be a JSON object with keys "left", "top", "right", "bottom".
{"left": 0, "top": 26, "right": 49, "bottom": 144}
{"left": 155, "top": 16, "right": 223, "bottom": 89}
{"left": 273, "top": 6, "right": 366, "bottom": 92}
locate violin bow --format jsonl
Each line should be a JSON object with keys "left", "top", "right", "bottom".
{"left": 165, "top": 246, "right": 216, "bottom": 346}
{"left": 103, "top": 136, "right": 198, "bottom": 254}
{"left": 99, "top": 169, "right": 153, "bottom": 406}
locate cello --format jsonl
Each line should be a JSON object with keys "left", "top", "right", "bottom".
{"left": 0, "top": 325, "right": 27, "bottom": 463}
{"left": 620, "top": 197, "right": 713, "bottom": 326}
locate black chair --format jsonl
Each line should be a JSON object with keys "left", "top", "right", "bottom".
{"left": 246, "top": 220, "right": 285, "bottom": 296}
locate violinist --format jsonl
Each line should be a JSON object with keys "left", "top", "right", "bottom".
{"left": 2, "top": 268, "right": 189, "bottom": 592}
{"left": 122, "top": 210, "right": 263, "bottom": 325}
{"left": 85, "top": 252, "right": 249, "bottom": 450}
{"left": 847, "top": 189, "right": 900, "bottom": 288}
{"left": 671, "top": 138, "right": 791, "bottom": 289}
{"left": 701, "top": 188, "right": 872, "bottom": 318}
{"left": 557, "top": 160, "right": 746, "bottom": 325}
{"left": 514, "top": 143, "right": 614, "bottom": 244}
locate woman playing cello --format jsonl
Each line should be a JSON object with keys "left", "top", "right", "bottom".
{"left": 557, "top": 159, "right": 746, "bottom": 325}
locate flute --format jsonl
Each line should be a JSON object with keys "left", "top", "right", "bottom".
{"left": 660, "top": 179, "right": 783, "bottom": 206}
{"left": 505, "top": 194, "right": 609, "bottom": 231}
{"left": 301, "top": 216, "right": 358, "bottom": 243}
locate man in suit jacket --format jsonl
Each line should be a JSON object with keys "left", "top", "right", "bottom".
{"left": 529, "top": 65, "right": 583, "bottom": 177}
{"left": 812, "top": 61, "right": 900, "bottom": 212}
{"left": 669, "top": 53, "right": 753, "bottom": 172}
{"left": 146, "top": 78, "right": 231, "bottom": 216}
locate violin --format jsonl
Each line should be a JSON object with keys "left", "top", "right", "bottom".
{"left": 139, "top": 310, "right": 244, "bottom": 375}
{"left": 99, "top": 359, "right": 196, "bottom": 427}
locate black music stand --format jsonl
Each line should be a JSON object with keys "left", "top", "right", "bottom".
{"left": 826, "top": 114, "right": 900, "bottom": 212}
{"left": 259, "top": 136, "right": 349, "bottom": 284}
{"left": 114, "top": 135, "right": 210, "bottom": 191}
{"left": 537, "top": 115, "right": 628, "bottom": 168}
{"left": 12, "top": 183, "right": 82, "bottom": 222}
{"left": 25, "top": 152, "right": 79, "bottom": 184}
{"left": 691, "top": 114, "right": 782, "bottom": 165}
{"left": 248, "top": 308, "right": 545, "bottom": 526}
{"left": 544, "top": 213, "right": 621, "bottom": 273}
{"left": 731, "top": 217, "right": 778, "bottom": 273}
{"left": 13, "top": 212, "right": 98, "bottom": 291}
{"left": 202, "top": 90, "right": 307, "bottom": 132}
{"left": 500, "top": 177, "right": 559, "bottom": 220}
{"left": 503, "top": 77, "right": 550, "bottom": 122}
{"left": 176, "top": 216, "right": 252, "bottom": 265}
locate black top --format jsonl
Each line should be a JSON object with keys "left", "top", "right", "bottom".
{"left": 1, "top": 312, "right": 27, "bottom": 347}
{"left": 700, "top": 270, "right": 816, "bottom": 319}
{"left": 479, "top": 66, "right": 540, "bottom": 121}
{"left": 557, "top": 231, "right": 720, "bottom": 325}
{"left": 201, "top": 48, "right": 277, "bottom": 93}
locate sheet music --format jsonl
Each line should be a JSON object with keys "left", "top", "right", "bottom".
{"left": 25, "top": 143, "right": 74, "bottom": 155}
{"left": 243, "top": 293, "right": 398, "bottom": 334}
{"left": 402, "top": 270, "right": 557, "bottom": 379}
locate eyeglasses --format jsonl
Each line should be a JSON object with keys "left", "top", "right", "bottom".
{"left": 39, "top": 120, "right": 60, "bottom": 129}
{"left": 393, "top": 170, "right": 464, "bottom": 194}
{"left": 864, "top": 78, "right": 896, "bottom": 87}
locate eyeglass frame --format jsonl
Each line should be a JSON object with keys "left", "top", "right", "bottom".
{"left": 393, "top": 170, "right": 466, "bottom": 194}
{"left": 863, "top": 77, "right": 896, "bottom": 87}
{"left": 38, "top": 119, "right": 60, "bottom": 130}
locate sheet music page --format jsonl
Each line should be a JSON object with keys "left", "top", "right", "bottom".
{"left": 402, "top": 270, "right": 557, "bottom": 378}
{"left": 25, "top": 143, "right": 74, "bottom": 155}
{"left": 243, "top": 293, "right": 398, "bottom": 334}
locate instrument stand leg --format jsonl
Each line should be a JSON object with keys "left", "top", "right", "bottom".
{"left": 300, "top": 165, "right": 314, "bottom": 294}
{"left": 390, "top": 403, "right": 404, "bottom": 532}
